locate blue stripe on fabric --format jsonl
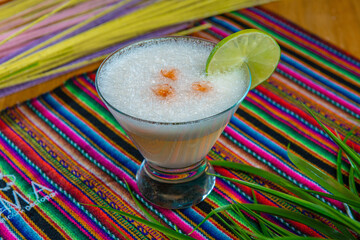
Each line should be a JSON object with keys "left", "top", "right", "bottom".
{"left": 281, "top": 54, "right": 360, "bottom": 104}
{"left": 0, "top": 112, "right": 124, "bottom": 240}
{"left": 0, "top": 114, "right": 115, "bottom": 230}
{"left": 229, "top": 115, "right": 290, "bottom": 162}
{"left": 0, "top": 143, "right": 97, "bottom": 240}
{"left": 209, "top": 16, "right": 242, "bottom": 33}
{"left": 42, "top": 94, "right": 139, "bottom": 175}
{"left": 0, "top": 202, "right": 43, "bottom": 240}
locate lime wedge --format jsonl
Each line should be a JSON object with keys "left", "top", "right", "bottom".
{"left": 206, "top": 29, "right": 281, "bottom": 89}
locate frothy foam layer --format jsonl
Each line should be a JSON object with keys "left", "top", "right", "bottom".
{"left": 97, "top": 38, "right": 249, "bottom": 123}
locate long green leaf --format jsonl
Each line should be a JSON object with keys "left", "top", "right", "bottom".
{"left": 250, "top": 189, "right": 359, "bottom": 240}
{"left": 337, "top": 147, "right": 344, "bottom": 185}
{"left": 209, "top": 173, "right": 360, "bottom": 233}
{"left": 211, "top": 159, "right": 358, "bottom": 238}
{"left": 211, "top": 160, "right": 359, "bottom": 237}
{"left": 228, "top": 203, "right": 260, "bottom": 235}
{"left": 252, "top": 190, "right": 275, "bottom": 238}
{"left": 303, "top": 104, "right": 360, "bottom": 168}
{"left": 288, "top": 147, "right": 360, "bottom": 217}
{"left": 211, "top": 161, "right": 290, "bottom": 186}
{"left": 346, "top": 166, "right": 357, "bottom": 220}
{"left": 84, "top": 204, "right": 196, "bottom": 240}
{"left": 211, "top": 161, "right": 342, "bottom": 207}
{"left": 349, "top": 167, "right": 358, "bottom": 196}
{"left": 190, "top": 204, "right": 294, "bottom": 237}
{"left": 335, "top": 128, "right": 354, "bottom": 184}
{"left": 220, "top": 211, "right": 252, "bottom": 239}
{"left": 297, "top": 189, "right": 360, "bottom": 208}
{"left": 232, "top": 204, "right": 294, "bottom": 237}
{"left": 287, "top": 147, "right": 359, "bottom": 202}
{"left": 335, "top": 129, "right": 357, "bottom": 220}
{"left": 222, "top": 227, "right": 325, "bottom": 240}
{"left": 241, "top": 204, "right": 345, "bottom": 240}
{"left": 124, "top": 182, "right": 181, "bottom": 240}
{"left": 270, "top": 237, "right": 331, "bottom": 240}
{"left": 124, "top": 181, "right": 161, "bottom": 225}
{"left": 108, "top": 221, "right": 132, "bottom": 240}
{"left": 192, "top": 203, "right": 344, "bottom": 239}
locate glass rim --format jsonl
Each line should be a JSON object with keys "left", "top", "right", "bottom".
{"left": 95, "top": 36, "right": 252, "bottom": 126}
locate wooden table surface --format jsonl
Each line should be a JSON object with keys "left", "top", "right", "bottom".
{"left": 0, "top": 0, "right": 359, "bottom": 110}
{"left": 262, "top": 0, "right": 360, "bottom": 57}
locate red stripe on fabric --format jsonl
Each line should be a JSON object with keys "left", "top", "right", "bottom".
{"left": 208, "top": 25, "right": 230, "bottom": 38}
{"left": 73, "top": 76, "right": 106, "bottom": 108}
{"left": 278, "top": 62, "right": 360, "bottom": 113}
{"left": 213, "top": 178, "right": 248, "bottom": 204}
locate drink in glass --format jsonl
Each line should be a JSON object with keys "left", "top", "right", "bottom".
{"left": 96, "top": 36, "right": 251, "bottom": 209}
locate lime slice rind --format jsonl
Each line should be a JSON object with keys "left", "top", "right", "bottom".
{"left": 206, "top": 29, "right": 281, "bottom": 89}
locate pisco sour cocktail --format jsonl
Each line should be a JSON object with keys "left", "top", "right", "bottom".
{"left": 96, "top": 36, "right": 251, "bottom": 209}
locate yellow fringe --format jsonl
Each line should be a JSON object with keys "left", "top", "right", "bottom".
{"left": 0, "top": 0, "right": 275, "bottom": 89}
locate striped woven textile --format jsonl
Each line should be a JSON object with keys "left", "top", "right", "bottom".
{"left": 0, "top": 7, "right": 359, "bottom": 240}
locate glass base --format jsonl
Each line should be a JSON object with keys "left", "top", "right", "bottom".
{"left": 136, "top": 159, "right": 215, "bottom": 209}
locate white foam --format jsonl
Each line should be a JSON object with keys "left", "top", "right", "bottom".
{"left": 97, "top": 38, "right": 249, "bottom": 123}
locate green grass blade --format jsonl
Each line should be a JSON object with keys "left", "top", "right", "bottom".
{"left": 346, "top": 152, "right": 360, "bottom": 180}
{"left": 192, "top": 203, "right": 343, "bottom": 239}
{"left": 214, "top": 211, "right": 250, "bottom": 239}
{"left": 190, "top": 204, "right": 293, "bottom": 237}
{"left": 270, "top": 237, "right": 331, "bottom": 240}
{"left": 124, "top": 181, "right": 160, "bottom": 225}
{"left": 346, "top": 167, "right": 357, "bottom": 219}
{"left": 252, "top": 190, "right": 275, "bottom": 238}
{"left": 337, "top": 148, "right": 344, "bottom": 185}
{"left": 344, "top": 203, "right": 355, "bottom": 220}
{"left": 212, "top": 159, "right": 360, "bottom": 210}
{"left": 241, "top": 204, "right": 345, "bottom": 240}
{"left": 288, "top": 147, "right": 360, "bottom": 217}
{"left": 108, "top": 221, "right": 132, "bottom": 240}
{"left": 287, "top": 147, "right": 359, "bottom": 201}
{"left": 84, "top": 204, "right": 196, "bottom": 240}
{"left": 335, "top": 128, "right": 354, "bottom": 185}
{"left": 296, "top": 189, "right": 360, "bottom": 209}
{"left": 211, "top": 160, "right": 360, "bottom": 236}
{"left": 124, "top": 182, "right": 182, "bottom": 240}
{"left": 229, "top": 203, "right": 259, "bottom": 234}
{"left": 349, "top": 167, "right": 358, "bottom": 196}
{"left": 209, "top": 173, "right": 360, "bottom": 233}
{"left": 303, "top": 104, "right": 360, "bottom": 168}
{"left": 211, "top": 161, "right": 291, "bottom": 187}
{"left": 189, "top": 205, "right": 242, "bottom": 235}
{"left": 232, "top": 204, "right": 294, "bottom": 237}
{"left": 223, "top": 227, "right": 326, "bottom": 240}
{"left": 211, "top": 161, "right": 337, "bottom": 206}
{"left": 225, "top": 211, "right": 253, "bottom": 239}
{"left": 335, "top": 129, "right": 357, "bottom": 220}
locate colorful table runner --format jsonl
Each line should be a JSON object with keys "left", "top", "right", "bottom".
{"left": 0, "top": 7, "right": 359, "bottom": 240}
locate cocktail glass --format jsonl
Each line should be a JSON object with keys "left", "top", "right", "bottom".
{"left": 95, "top": 36, "right": 251, "bottom": 209}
